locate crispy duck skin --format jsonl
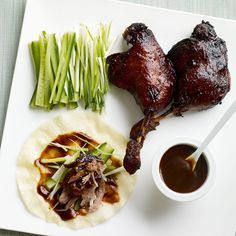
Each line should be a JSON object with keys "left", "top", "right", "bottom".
{"left": 106, "top": 23, "right": 175, "bottom": 115}
{"left": 168, "top": 21, "right": 231, "bottom": 115}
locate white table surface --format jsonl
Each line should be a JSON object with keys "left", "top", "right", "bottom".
{"left": 1, "top": 0, "right": 236, "bottom": 235}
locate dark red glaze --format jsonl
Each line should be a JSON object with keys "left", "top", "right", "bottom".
{"left": 168, "top": 21, "right": 231, "bottom": 115}
{"left": 106, "top": 23, "right": 176, "bottom": 115}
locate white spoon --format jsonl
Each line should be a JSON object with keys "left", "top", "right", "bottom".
{"left": 186, "top": 100, "right": 236, "bottom": 171}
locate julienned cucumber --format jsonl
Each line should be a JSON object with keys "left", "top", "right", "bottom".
{"left": 29, "top": 23, "right": 112, "bottom": 112}
{"left": 44, "top": 142, "right": 117, "bottom": 195}
{"left": 91, "top": 142, "right": 114, "bottom": 162}
{"left": 45, "top": 177, "right": 56, "bottom": 191}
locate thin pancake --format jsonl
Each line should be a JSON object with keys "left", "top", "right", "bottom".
{"left": 16, "top": 111, "right": 136, "bottom": 229}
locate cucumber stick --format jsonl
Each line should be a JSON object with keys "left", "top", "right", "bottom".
{"left": 45, "top": 177, "right": 56, "bottom": 191}
{"left": 91, "top": 142, "right": 114, "bottom": 162}
{"left": 35, "top": 36, "right": 46, "bottom": 107}
{"left": 56, "top": 32, "right": 76, "bottom": 102}
{"left": 29, "top": 41, "right": 40, "bottom": 78}
{"left": 29, "top": 41, "right": 40, "bottom": 107}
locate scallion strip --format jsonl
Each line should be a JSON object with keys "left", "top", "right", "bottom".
{"left": 49, "top": 142, "right": 88, "bottom": 152}
{"left": 104, "top": 166, "right": 124, "bottom": 177}
{"left": 41, "top": 157, "right": 67, "bottom": 164}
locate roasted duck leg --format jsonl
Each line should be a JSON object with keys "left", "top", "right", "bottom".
{"left": 106, "top": 23, "right": 175, "bottom": 115}
{"left": 168, "top": 21, "right": 231, "bottom": 115}
{"left": 106, "top": 23, "right": 176, "bottom": 174}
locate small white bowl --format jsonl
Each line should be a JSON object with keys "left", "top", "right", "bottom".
{"left": 152, "top": 137, "right": 215, "bottom": 202}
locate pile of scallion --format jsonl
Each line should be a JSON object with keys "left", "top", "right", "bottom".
{"left": 29, "top": 23, "right": 111, "bottom": 112}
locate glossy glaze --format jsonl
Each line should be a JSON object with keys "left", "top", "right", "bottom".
{"left": 107, "top": 23, "right": 176, "bottom": 115}
{"left": 168, "top": 21, "right": 231, "bottom": 115}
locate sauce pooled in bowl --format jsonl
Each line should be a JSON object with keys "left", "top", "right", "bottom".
{"left": 159, "top": 144, "right": 208, "bottom": 193}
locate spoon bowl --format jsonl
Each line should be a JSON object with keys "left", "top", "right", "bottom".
{"left": 185, "top": 100, "right": 236, "bottom": 172}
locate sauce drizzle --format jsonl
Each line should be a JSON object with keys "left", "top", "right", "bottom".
{"left": 35, "top": 132, "right": 121, "bottom": 220}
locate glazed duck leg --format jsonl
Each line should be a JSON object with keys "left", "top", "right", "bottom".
{"left": 106, "top": 23, "right": 176, "bottom": 174}
{"left": 168, "top": 21, "right": 230, "bottom": 115}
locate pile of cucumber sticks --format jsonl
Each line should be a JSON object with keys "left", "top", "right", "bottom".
{"left": 29, "top": 23, "right": 111, "bottom": 112}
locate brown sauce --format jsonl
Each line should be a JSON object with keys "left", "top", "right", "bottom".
{"left": 35, "top": 132, "right": 121, "bottom": 221}
{"left": 159, "top": 144, "right": 208, "bottom": 193}
{"left": 103, "top": 182, "right": 120, "bottom": 203}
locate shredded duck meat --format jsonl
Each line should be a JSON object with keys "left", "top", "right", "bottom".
{"left": 56, "top": 154, "right": 107, "bottom": 214}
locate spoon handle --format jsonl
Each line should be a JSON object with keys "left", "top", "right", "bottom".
{"left": 194, "top": 100, "right": 236, "bottom": 161}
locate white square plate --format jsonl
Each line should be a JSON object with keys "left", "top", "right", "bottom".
{"left": 0, "top": 0, "right": 236, "bottom": 235}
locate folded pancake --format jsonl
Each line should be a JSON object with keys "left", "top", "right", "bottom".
{"left": 16, "top": 111, "right": 136, "bottom": 229}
